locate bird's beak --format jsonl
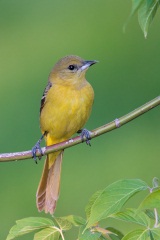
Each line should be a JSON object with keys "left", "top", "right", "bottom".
{"left": 80, "top": 60, "right": 98, "bottom": 71}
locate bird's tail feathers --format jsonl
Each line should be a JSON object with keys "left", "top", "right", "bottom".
{"left": 36, "top": 151, "right": 63, "bottom": 214}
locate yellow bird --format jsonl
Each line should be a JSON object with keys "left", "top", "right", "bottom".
{"left": 33, "top": 55, "right": 97, "bottom": 214}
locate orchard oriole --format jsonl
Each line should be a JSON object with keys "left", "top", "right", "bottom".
{"left": 33, "top": 55, "right": 97, "bottom": 214}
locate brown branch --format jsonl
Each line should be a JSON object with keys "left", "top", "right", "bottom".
{"left": 0, "top": 96, "right": 159, "bottom": 162}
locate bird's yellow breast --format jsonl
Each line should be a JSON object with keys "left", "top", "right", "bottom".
{"left": 40, "top": 81, "right": 94, "bottom": 145}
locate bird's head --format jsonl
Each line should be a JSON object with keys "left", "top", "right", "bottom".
{"left": 49, "top": 55, "right": 98, "bottom": 87}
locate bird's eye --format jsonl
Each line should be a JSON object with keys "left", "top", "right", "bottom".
{"left": 68, "top": 65, "right": 75, "bottom": 70}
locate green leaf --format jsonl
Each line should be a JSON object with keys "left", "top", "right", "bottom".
{"left": 54, "top": 217, "right": 72, "bottom": 230}
{"left": 34, "top": 227, "right": 60, "bottom": 240}
{"left": 122, "top": 229, "right": 150, "bottom": 240}
{"left": 93, "top": 226, "right": 121, "bottom": 240}
{"left": 6, "top": 217, "right": 54, "bottom": 240}
{"left": 111, "top": 208, "right": 150, "bottom": 227}
{"left": 85, "top": 179, "right": 148, "bottom": 229}
{"left": 78, "top": 226, "right": 101, "bottom": 240}
{"left": 108, "top": 236, "right": 122, "bottom": 240}
{"left": 149, "top": 230, "right": 154, "bottom": 240}
{"left": 124, "top": 0, "right": 144, "bottom": 32}
{"left": 152, "top": 177, "right": 159, "bottom": 189}
{"left": 139, "top": 189, "right": 160, "bottom": 211}
{"left": 106, "top": 227, "right": 124, "bottom": 239}
{"left": 61, "top": 215, "right": 86, "bottom": 226}
{"left": 138, "top": 0, "right": 160, "bottom": 38}
{"left": 145, "top": 209, "right": 160, "bottom": 223}
{"left": 130, "top": 0, "right": 145, "bottom": 17}
{"left": 151, "top": 228, "right": 160, "bottom": 239}
{"left": 85, "top": 190, "right": 103, "bottom": 220}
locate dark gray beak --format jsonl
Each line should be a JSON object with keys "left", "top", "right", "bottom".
{"left": 81, "top": 60, "right": 98, "bottom": 71}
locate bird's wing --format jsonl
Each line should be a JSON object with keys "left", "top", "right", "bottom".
{"left": 40, "top": 81, "right": 52, "bottom": 113}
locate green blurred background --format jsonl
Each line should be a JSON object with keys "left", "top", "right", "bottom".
{"left": 0, "top": 0, "right": 160, "bottom": 239}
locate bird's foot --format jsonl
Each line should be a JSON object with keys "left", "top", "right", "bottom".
{"left": 32, "top": 133, "right": 45, "bottom": 163}
{"left": 78, "top": 128, "right": 92, "bottom": 146}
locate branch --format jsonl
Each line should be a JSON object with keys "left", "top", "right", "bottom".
{"left": 0, "top": 96, "right": 159, "bottom": 162}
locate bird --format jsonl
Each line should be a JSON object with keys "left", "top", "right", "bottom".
{"left": 32, "top": 55, "right": 97, "bottom": 214}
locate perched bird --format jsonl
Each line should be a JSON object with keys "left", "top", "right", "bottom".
{"left": 33, "top": 55, "right": 97, "bottom": 214}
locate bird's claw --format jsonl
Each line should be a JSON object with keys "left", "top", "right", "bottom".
{"left": 79, "top": 128, "right": 92, "bottom": 146}
{"left": 32, "top": 133, "right": 46, "bottom": 163}
{"left": 32, "top": 141, "right": 43, "bottom": 163}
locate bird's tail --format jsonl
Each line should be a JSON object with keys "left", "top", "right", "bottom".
{"left": 36, "top": 151, "right": 63, "bottom": 214}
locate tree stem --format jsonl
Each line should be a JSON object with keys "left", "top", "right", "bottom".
{"left": 0, "top": 96, "right": 159, "bottom": 162}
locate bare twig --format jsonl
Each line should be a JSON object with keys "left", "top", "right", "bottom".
{"left": 0, "top": 96, "right": 159, "bottom": 162}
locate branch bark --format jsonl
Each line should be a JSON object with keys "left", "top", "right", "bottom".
{"left": 0, "top": 96, "right": 159, "bottom": 162}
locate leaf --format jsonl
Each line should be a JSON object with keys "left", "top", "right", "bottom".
{"left": 138, "top": 0, "right": 160, "bottom": 38}
{"left": 106, "top": 227, "right": 124, "bottom": 240}
{"left": 62, "top": 215, "right": 86, "bottom": 226}
{"left": 34, "top": 227, "right": 60, "bottom": 240}
{"left": 78, "top": 226, "right": 101, "bottom": 240}
{"left": 152, "top": 177, "right": 159, "bottom": 189}
{"left": 54, "top": 217, "right": 72, "bottom": 230}
{"left": 145, "top": 209, "right": 160, "bottom": 223}
{"left": 111, "top": 208, "right": 150, "bottom": 227}
{"left": 130, "top": 0, "right": 145, "bottom": 17}
{"left": 6, "top": 217, "right": 54, "bottom": 240}
{"left": 151, "top": 228, "right": 160, "bottom": 239}
{"left": 107, "top": 236, "right": 122, "bottom": 240}
{"left": 92, "top": 226, "right": 117, "bottom": 240}
{"left": 139, "top": 189, "right": 160, "bottom": 211}
{"left": 85, "top": 179, "right": 148, "bottom": 229}
{"left": 121, "top": 229, "right": 150, "bottom": 240}
{"left": 123, "top": 0, "right": 144, "bottom": 32}
{"left": 85, "top": 190, "right": 103, "bottom": 220}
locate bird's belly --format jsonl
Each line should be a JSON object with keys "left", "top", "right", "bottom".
{"left": 40, "top": 84, "right": 94, "bottom": 142}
